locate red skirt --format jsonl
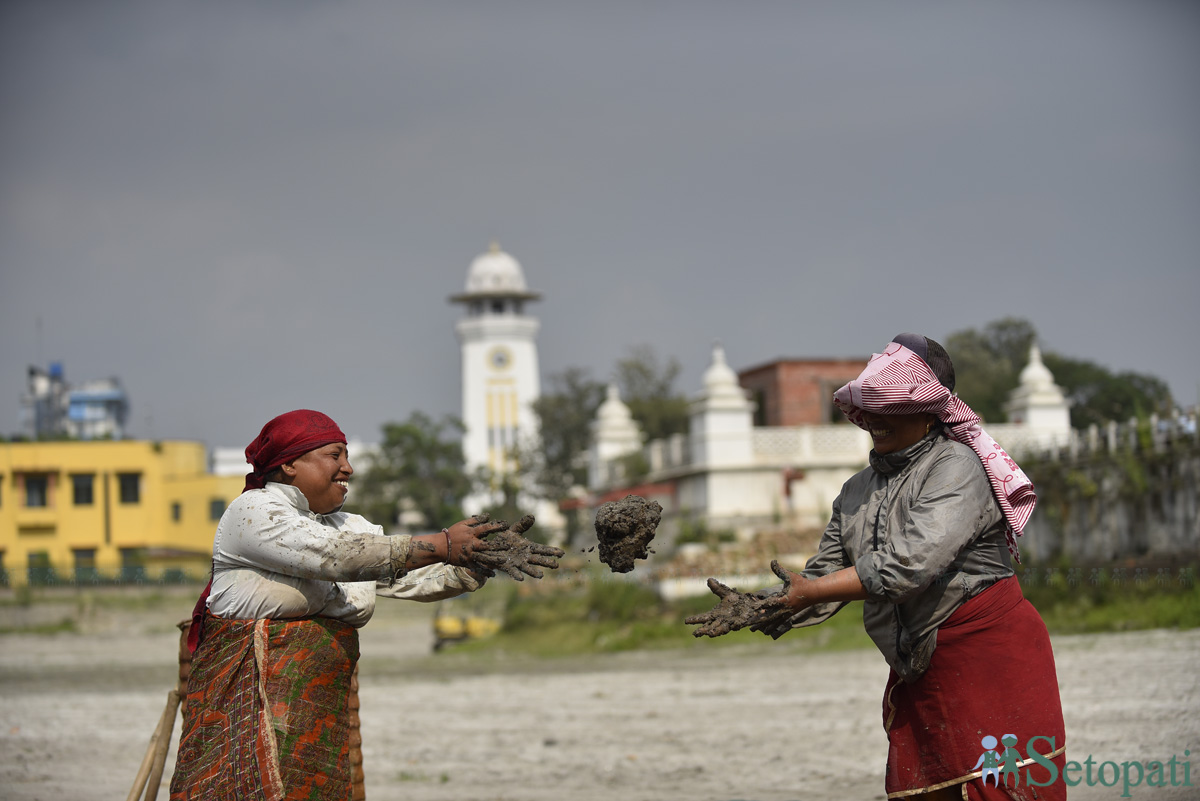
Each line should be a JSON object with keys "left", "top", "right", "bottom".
{"left": 170, "top": 613, "right": 359, "bottom": 801}
{"left": 883, "top": 577, "right": 1067, "bottom": 800}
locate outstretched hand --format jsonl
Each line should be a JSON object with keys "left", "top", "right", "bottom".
{"left": 683, "top": 561, "right": 800, "bottom": 638}
{"left": 465, "top": 515, "right": 566, "bottom": 581}
{"left": 443, "top": 514, "right": 508, "bottom": 566}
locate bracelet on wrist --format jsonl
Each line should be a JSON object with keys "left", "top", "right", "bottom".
{"left": 443, "top": 528, "right": 452, "bottom": 563}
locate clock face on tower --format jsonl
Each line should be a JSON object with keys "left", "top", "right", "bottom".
{"left": 487, "top": 345, "right": 513, "bottom": 371}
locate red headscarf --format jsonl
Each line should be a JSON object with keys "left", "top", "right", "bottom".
{"left": 242, "top": 409, "right": 347, "bottom": 492}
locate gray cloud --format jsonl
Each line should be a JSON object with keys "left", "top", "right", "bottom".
{"left": 2, "top": 0, "right": 1197, "bottom": 446}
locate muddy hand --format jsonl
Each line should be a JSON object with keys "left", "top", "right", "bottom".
{"left": 748, "top": 565, "right": 796, "bottom": 633}
{"left": 684, "top": 577, "right": 786, "bottom": 638}
{"left": 445, "top": 514, "right": 508, "bottom": 567}
{"left": 765, "top": 559, "right": 822, "bottom": 611}
{"left": 745, "top": 561, "right": 810, "bottom": 635}
{"left": 683, "top": 578, "right": 755, "bottom": 637}
{"left": 467, "top": 515, "right": 566, "bottom": 581}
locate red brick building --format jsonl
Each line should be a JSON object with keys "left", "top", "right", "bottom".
{"left": 738, "top": 358, "right": 868, "bottom": 427}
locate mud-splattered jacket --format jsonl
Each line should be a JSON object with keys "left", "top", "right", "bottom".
{"left": 780, "top": 430, "right": 1014, "bottom": 682}
{"left": 207, "top": 482, "right": 483, "bottom": 626}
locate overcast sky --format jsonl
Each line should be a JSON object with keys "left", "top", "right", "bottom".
{"left": 2, "top": 1, "right": 1197, "bottom": 449}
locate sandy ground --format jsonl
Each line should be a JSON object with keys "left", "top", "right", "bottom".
{"left": 0, "top": 586, "right": 1197, "bottom": 801}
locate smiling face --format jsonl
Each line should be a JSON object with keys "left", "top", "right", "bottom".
{"left": 280, "top": 443, "right": 353, "bottom": 514}
{"left": 859, "top": 410, "right": 937, "bottom": 455}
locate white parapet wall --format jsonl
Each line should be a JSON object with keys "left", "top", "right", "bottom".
{"left": 657, "top": 572, "right": 779, "bottom": 601}
{"left": 751, "top": 425, "right": 872, "bottom": 468}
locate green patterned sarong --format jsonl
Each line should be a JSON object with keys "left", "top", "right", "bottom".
{"left": 170, "top": 613, "right": 360, "bottom": 801}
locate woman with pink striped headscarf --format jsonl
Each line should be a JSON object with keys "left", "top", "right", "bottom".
{"left": 688, "top": 334, "right": 1067, "bottom": 801}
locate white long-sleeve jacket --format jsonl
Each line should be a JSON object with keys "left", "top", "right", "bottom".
{"left": 206, "top": 482, "right": 483, "bottom": 627}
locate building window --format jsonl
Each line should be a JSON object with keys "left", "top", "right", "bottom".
{"left": 491, "top": 299, "right": 505, "bottom": 314}
{"left": 73, "top": 548, "right": 99, "bottom": 583}
{"left": 119, "top": 547, "right": 146, "bottom": 583}
{"left": 117, "top": 472, "right": 141, "bottom": 504}
{"left": 25, "top": 475, "right": 49, "bottom": 508}
{"left": 209, "top": 499, "right": 227, "bottom": 521}
{"left": 171, "top": 502, "right": 182, "bottom": 522}
{"left": 72, "top": 474, "right": 95, "bottom": 505}
{"left": 27, "top": 551, "right": 55, "bottom": 585}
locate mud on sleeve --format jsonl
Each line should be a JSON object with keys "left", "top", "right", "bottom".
{"left": 219, "top": 494, "right": 412, "bottom": 582}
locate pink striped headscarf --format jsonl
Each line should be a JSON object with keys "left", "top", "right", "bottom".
{"left": 833, "top": 341, "right": 1036, "bottom": 559}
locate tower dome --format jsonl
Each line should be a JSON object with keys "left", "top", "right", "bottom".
{"left": 459, "top": 242, "right": 540, "bottom": 298}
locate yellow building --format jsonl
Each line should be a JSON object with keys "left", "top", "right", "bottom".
{"left": 0, "top": 440, "right": 244, "bottom": 586}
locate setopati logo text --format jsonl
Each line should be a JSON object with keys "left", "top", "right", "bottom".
{"left": 973, "top": 734, "right": 1191, "bottom": 797}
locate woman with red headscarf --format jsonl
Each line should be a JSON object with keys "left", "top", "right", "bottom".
{"left": 686, "top": 336, "right": 1066, "bottom": 801}
{"left": 171, "top": 410, "right": 561, "bottom": 801}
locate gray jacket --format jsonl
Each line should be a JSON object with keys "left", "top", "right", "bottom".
{"left": 780, "top": 430, "right": 1014, "bottom": 682}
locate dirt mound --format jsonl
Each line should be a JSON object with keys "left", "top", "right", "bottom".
{"left": 593, "top": 495, "right": 662, "bottom": 573}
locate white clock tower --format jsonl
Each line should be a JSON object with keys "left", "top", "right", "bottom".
{"left": 451, "top": 243, "right": 542, "bottom": 505}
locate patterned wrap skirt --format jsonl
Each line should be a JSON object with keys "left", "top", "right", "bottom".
{"left": 883, "top": 576, "right": 1067, "bottom": 800}
{"left": 170, "top": 613, "right": 360, "bottom": 801}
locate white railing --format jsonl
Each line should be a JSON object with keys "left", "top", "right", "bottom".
{"left": 999, "top": 414, "right": 1197, "bottom": 461}
{"left": 984, "top": 424, "right": 1069, "bottom": 458}
{"left": 595, "top": 413, "right": 1197, "bottom": 490}
{"left": 751, "top": 425, "right": 871, "bottom": 468}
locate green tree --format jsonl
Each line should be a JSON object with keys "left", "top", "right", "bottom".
{"left": 524, "top": 368, "right": 607, "bottom": 545}
{"left": 525, "top": 346, "right": 690, "bottom": 501}
{"left": 348, "top": 411, "right": 474, "bottom": 532}
{"left": 529, "top": 367, "right": 607, "bottom": 501}
{"left": 945, "top": 317, "right": 1037, "bottom": 422}
{"left": 523, "top": 349, "right": 687, "bottom": 544}
{"left": 1041, "top": 354, "right": 1173, "bottom": 429}
{"left": 945, "top": 318, "right": 1172, "bottom": 427}
{"left": 616, "top": 344, "right": 690, "bottom": 442}
{"left": 475, "top": 469, "right": 557, "bottom": 545}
